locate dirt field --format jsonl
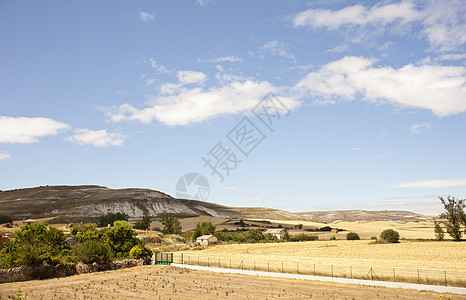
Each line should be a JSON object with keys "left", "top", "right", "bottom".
{"left": 0, "top": 265, "right": 463, "bottom": 300}
{"left": 179, "top": 240, "right": 466, "bottom": 286}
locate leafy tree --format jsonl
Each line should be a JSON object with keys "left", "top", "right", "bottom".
{"left": 434, "top": 221, "right": 445, "bottom": 241}
{"left": 346, "top": 232, "right": 360, "bottom": 240}
{"left": 380, "top": 229, "right": 400, "bottom": 243}
{"left": 74, "top": 240, "right": 112, "bottom": 264}
{"left": 134, "top": 216, "right": 152, "bottom": 230}
{"left": 105, "top": 221, "right": 139, "bottom": 257}
{"left": 0, "top": 214, "right": 12, "bottom": 224}
{"left": 439, "top": 196, "right": 465, "bottom": 241}
{"left": 97, "top": 212, "right": 128, "bottom": 227}
{"left": 192, "top": 222, "right": 216, "bottom": 239}
{"left": 160, "top": 213, "right": 182, "bottom": 234}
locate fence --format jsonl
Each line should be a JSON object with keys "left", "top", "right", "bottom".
{"left": 155, "top": 253, "right": 466, "bottom": 288}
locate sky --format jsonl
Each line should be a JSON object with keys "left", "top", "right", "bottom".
{"left": 1, "top": 0, "right": 465, "bottom": 215}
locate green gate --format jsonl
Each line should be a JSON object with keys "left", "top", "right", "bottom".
{"left": 154, "top": 253, "right": 173, "bottom": 265}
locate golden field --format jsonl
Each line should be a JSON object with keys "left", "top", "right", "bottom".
{"left": 0, "top": 265, "right": 463, "bottom": 300}
{"left": 179, "top": 240, "right": 466, "bottom": 286}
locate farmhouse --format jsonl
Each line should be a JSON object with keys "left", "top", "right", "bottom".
{"left": 264, "top": 228, "right": 285, "bottom": 239}
{"left": 196, "top": 234, "right": 217, "bottom": 246}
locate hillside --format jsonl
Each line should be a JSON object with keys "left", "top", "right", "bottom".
{"left": 0, "top": 185, "right": 237, "bottom": 222}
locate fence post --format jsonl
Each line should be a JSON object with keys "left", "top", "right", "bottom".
{"left": 444, "top": 271, "right": 447, "bottom": 286}
{"left": 181, "top": 253, "right": 183, "bottom": 264}
{"left": 314, "top": 264, "right": 316, "bottom": 276}
{"left": 208, "top": 258, "right": 210, "bottom": 267}
{"left": 417, "top": 269, "right": 420, "bottom": 284}
{"left": 219, "top": 258, "right": 220, "bottom": 268}
{"left": 241, "top": 260, "right": 243, "bottom": 270}
{"left": 254, "top": 261, "right": 256, "bottom": 271}
{"left": 393, "top": 268, "right": 395, "bottom": 282}
{"left": 331, "top": 265, "right": 334, "bottom": 277}
{"left": 350, "top": 266, "right": 352, "bottom": 279}
{"left": 282, "top": 261, "right": 284, "bottom": 273}
{"left": 297, "top": 262, "right": 299, "bottom": 275}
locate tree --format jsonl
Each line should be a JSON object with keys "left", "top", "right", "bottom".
{"left": 380, "top": 229, "right": 399, "bottom": 243}
{"left": 439, "top": 196, "right": 465, "bottom": 241}
{"left": 434, "top": 221, "right": 445, "bottom": 241}
{"left": 97, "top": 212, "right": 128, "bottom": 227}
{"left": 105, "top": 220, "right": 139, "bottom": 257}
{"left": 192, "top": 222, "right": 216, "bottom": 240}
{"left": 0, "top": 214, "right": 12, "bottom": 224}
{"left": 160, "top": 213, "right": 182, "bottom": 234}
{"left": 134, "top": 216, "right": 152, "bottom": 231}
{"left": 346, "top": 232, "right": 360, "bottom": 240}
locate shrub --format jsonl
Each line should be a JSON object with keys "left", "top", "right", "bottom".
{"left": 329, "top": 236, "right": 336, "bottom": 240}
{"left": 129, "top": 244, "right": 152, "bottom": 259}
{"left": 74, "top": 240, "right": 112, "bottom": 264}
{"left": 320, "top": 226, "right": 332, "bottom": 232}
{"left": 97, "top": 212, "right": 128, "bottom": 227}
{"left": 370, "top": 236, "right": 377, "bottom": 240}
{"left": 346, "top": 232, "right": 360, "bottom": 240}
{"left": 0, "top": 214, "right": 12, "bottom": 224}
{"left": 288, "top": 233, "right": 318, "bottom": 242}
{"left": 380, "top": 229, "right": 400, "bottom": 243}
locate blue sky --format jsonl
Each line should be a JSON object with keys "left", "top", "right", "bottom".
{"left": 1, "top": 0, "right": 465, "bottom": 214}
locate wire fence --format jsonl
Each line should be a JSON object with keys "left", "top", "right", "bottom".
{"left": 154, "top": 253, "right": 466, "bottom": 288}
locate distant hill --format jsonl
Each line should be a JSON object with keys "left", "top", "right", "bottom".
{"left": 295, "top": 210, "right": 434, "bottom": 223}
{"left": 0, "top": 185, "right": 431, "bottom": 224}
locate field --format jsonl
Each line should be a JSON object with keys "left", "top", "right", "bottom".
{"left": 178, "top": 240, "right": 466, "bottom": 286}
{"left": 1, "top": 265, "right": 463, "bottom": 300}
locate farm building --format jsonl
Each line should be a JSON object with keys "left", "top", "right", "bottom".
{"left": 196, "top": 234, "right": 217, "bottom": 246}
{"left": 264, "top": 228, "right": 285, "bottom": 239}
{"left": 22, "top": 219, "right": 38, "bottom": 225}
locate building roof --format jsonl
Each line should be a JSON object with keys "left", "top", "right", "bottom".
{"left": 196, "top": 234, "right": 216, "bottom": 240}
{"left": 22, "top": 219, "right": 38, "bottom": 223}
{"left": 264, "top": 229, "right": 285, "bottom": 234}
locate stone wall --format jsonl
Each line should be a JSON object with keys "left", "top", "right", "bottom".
{"left": 0, "top": 258, "right": 151, "bottom": 284}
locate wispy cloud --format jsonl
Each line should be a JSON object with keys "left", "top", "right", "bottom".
{"left": 296, "top": 56, "right": 466, "bottom": 117}
{"left": 139, "top": 11, "right": 154, "bottom": 22}
{"left": 0, "top": 150, "right": 10, "bottom": 160}
{"left": 259, "top": 40, "right": 296, "bottom": 61}
{"left": 238, "top": 193, "right": 261, "bottom": 201}
{"left": 144, "top": 58, "right": 170, "bottom": 74}
{"left": 198, "top": 56, "right": 242, "bottom": 63}
{"left": 65, "top": 129, "right": 126, "bottom": 147}
{"left": 439, "top": 53, "right": 466, "bottom": 61}
{"left": 390, "top": 178, "right": 466, "bottom": 189}
{"left": 0, "top": 116, "right": 70, "bottom": 144}
{"left": 196, "top": 0, "right": 215, "bottom": 7}
{"left": 292, "top": 1, "right": 466, "bottom": 52}
{"left": 410, "top": 123, "right": 431, "bottom": 134}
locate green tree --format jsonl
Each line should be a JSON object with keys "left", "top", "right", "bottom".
{"left": 98, "top": 212, "right": 128, "bottom": 227}
{"left": 380, "top": 229, "right": 400, "bottom": 243}
{"left": 134, "top": 216, "right": 152, "bottom": 230}
{"left": 74, "top": 240, "right": 112, "bottom": 264}
{"left": 0, "top": 214, "right": 12, "bottom": 224}
{"left": 434, "top": 221, "right": 445, "bottom": 241}
{"left": 105, "top": 220, "right": 139, "bottom": 257}
{"left": 160, "top": 213, "right": 182, "bottom": 234}
{"left": 192, "top": 222, "right": 216, "bottom": 240}
{"left": 439, "top": 196, "right": 465, "bottom": 241}
{"left": 346, "top": 232, "right": 360, "bottom": 240}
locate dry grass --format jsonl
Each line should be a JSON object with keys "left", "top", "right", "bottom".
{"left": 1, "top": 265, "right": 463, "bottom": 300}
{"left": 179, "top": 240, "right": 466, "bottom": 287}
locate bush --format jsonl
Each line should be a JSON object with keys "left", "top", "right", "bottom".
{"left": 329, "top": 236, "right": 336, "bottom": 240}
{"left": 97, "top": 212, "right": 128, "bottom": 227}
{"left": 129, "top": 244, "right": 152, "bottom": 259}
{"left": 346, "top": 232, "right": 360, "bottom": 240}
{"left": 380, "top": 229, "right": 400, "bottom": 243}
{"left": 370, "top": 236, "right": 377, "bottom": 240}
{"left": 288, "top": 233, "right": 318, "bottom": 242}
{"left": 0, "top": 214, "right": 12, "bottom": 224}
{"left": 74, "top": 240, "right": 112, "bottom": 264}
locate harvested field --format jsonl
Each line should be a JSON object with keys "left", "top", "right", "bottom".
{"left": 0, "top": 265, "right": 463, "bottom": 299}
{"left": 179, "top": 240, "right": 466, "bottom": 286}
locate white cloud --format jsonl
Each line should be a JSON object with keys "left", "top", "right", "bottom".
{"left": 176, "top": 70, "right": 207, "bottom": 85}
{"left": 196, "top": 0, "right": 214, "bottom": 7}
{"left": 0, "top": 116, "right": 70, "bottom": 144}
{"left": 65, "top": 129, "right": 126, "bottom": 147}
{"left": 410, "top": 122, "right": 431, "bottom": 134}
{"left": 198, "top": 56, "right": 242, "bottom": 63}
{"left": 439, "top": 53, "right": 466, "bottom": 61}
{"left": 0, "top": 150, "right": 10, "bottom": 160}
{"left": 296, "top": 56, "right": 466, "bottom": 117}
{"left": 292, "top": 1, "right": 466, "bottom": 52}
{"left": 145, "top": 58, "right": 169, "bottom": 74}
{"left": 390, "top": 178, "right": 466, "bottom": 189}
{"left": 109, "top": 76, "right": 300, "bottom": 126}
{"left": 326, "top": 43, "right": 349, "bottom": 53}
{"left": 139, "top": 11, "right": 154, "bottom": 22}
{"left": 259, "top": 40, "right": 295, "bottom": 61}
